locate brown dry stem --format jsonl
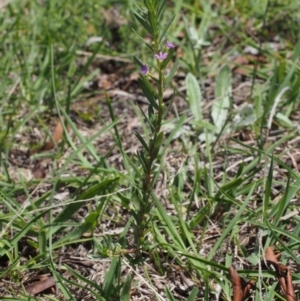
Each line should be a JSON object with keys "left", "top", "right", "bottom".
{"left": 229, "top": 265, "right": 255, "bottom": 301}
{"left": 264, "top": 247, "right": 295, "bottom": 301}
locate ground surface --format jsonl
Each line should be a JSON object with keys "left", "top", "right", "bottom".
{"left": 1, "top": 1, "right": 300, "bottom": 301}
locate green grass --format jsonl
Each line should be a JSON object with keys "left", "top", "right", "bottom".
{"left": 1, "top": 0, "right": 300, "bottom": 300}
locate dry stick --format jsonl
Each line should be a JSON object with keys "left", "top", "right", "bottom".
{"left": 264, "top": 247, "right": 296, "bottom": 301}
{"left": 229, "top": 266, "right": 243, "bottom": 301}
{"left": 265, "top": 247, "right": 286, "bottom": 291}
{"left": 25, "top": 277, "right": 56, "bottom": 295}
{"left": 286, "top": 268, "right": 296, "bottom": 301}
{"left": 229, "top": 266, "right": 256, "bottom": 301}
{"left": 242, "top": 279, "right": 256, "bottom": 300}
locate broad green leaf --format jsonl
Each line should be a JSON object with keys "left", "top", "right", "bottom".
{"left": 186, "top": 73, "right": 202, "bottom": 121}
{"left": 212, "top": 65, "right": 231, "bottom": 132}
{"left": 233, "top": 104, "right": 257, "bottom": 127}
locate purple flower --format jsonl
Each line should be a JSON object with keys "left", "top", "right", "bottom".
{"left": 155, "top": 51, "right": 168, "bottom": 61}
{"left": 140, "top": 65, "right": 149, "bottom": 75}
{"left": 166, "top": 40, "right": 175, "bottom": 49}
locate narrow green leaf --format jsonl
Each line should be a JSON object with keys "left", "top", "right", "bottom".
{"left": 275, "top": 112, "right": 294, "bottom": 128}
{"left": 144, "top": 0, "right": 152, "bottom": 11}
{"left": 161, "top": 48, "right": 175, "bottom": 69}
{"left": 187, "top": 287, "right": 199, "bottom": 301}
{"left": 133, "top": 12, "right": 153, "bottom": 35}
{"left": 185, "top": 73, "right": 202, "bottom": 121}
{"left": 157, "top": 0, "right": 166, "bottom": 20}
{"left": 38, "top": 229, "right": 47, "bottom": 260}
{"left": 162, "top": 91, "right": 175, "bottom": 119}
{"left": 0, "top": 257, "right": 19, "bottom": 279}
{"left": 271, "top": 169, "right": 300, "bottom": 221}
{"left": 273, "top": 174, "right": 290, "bottom": 225}
{"left": 160, "top": 116, "right": 185, "bottom": 155}
{"left": 263, "top": 155, "right": 273, "bottom": 218}
{"left": 165, "top": 59, "right": 178, "bottom": 89}
{"left": 120, "top": 273, "right": 132, "bottom": 301}
{"left": 148, "top": 11, "right": 157, "bottom": 33}
{"left": 103, "top": 257, "right": 120, "bottom": 295}
{"left": 0, "top": 208, "right": 51, "bottom": 257}
{"left": 55, "top": 211, "right": 98, "bottom": 246}
{"left": 136, "top": 103, "right": 155, "bottom": 132}
{"left": 134, "top": 131, "right": 149, "bottom": 151}
{"left": 154, "top": 131, "right": 164, "bottom": 148}
{"left": 263, "top": 219, "right": 300, "bottom": 265}
{"left": 132, "top": 29, "right": 154, "bottom": 51}
{"left": 165, "top": 288, "right": 177, "bottom": 301}
{"left": 53, "top": 177, "right": 118, "bottom": 227}
{"left": 133, "top": 56, "right": 144, "bottom": 69}
{"left": 153, "top": 193, "right": 186, "bottom": 249}
{"left": 52, "top": 268, "right": 77, "bottom": 301}
{"left": 207, "top": 183, "right": 255, "bottom": 261}
{"left": 138, "top": 77, "right": 159, "bottom": 110}
{"left": 171, "top": 195, "right": 196, "bottom": 254}
{"left": 159, "top": 14, "right": 175, "bottom": 43}
{"left": 65, "top": 265, "right": 105, "bottom": 300}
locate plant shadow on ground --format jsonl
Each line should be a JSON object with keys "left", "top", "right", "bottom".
{"left": 1, "top": 0, "right": 300, "bottom": 300}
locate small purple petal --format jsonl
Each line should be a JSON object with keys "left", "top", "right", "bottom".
{"left": 141, "top": 65, "right": 149, "bottom": 75}
{"left": 155, "top": 51, "right": 168, "bottom": 61}
{"left": 166, "top": 40, "right": 175, "bottom": 49}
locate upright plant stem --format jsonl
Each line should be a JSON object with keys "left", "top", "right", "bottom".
{"left": 133, "top": 0, "right": 173, "bottom": 260}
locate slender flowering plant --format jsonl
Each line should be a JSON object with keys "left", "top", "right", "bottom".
{"left": 132, "top": 0, "right": 178, "bottom": 259}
